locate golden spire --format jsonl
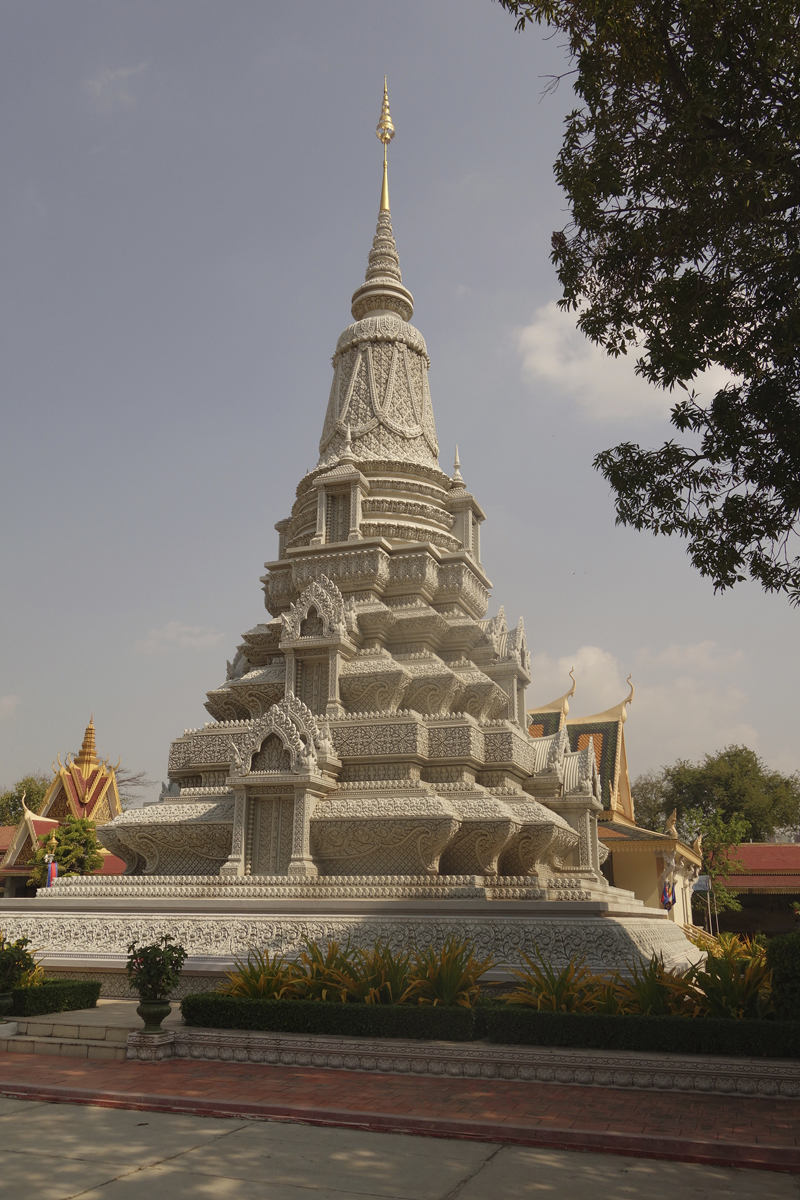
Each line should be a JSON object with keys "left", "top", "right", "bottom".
{"left": 74, "top": 715, "right": 99, "bottom": 774}
{"left": 376, "top": 76, "right": 395, "bottom": 212}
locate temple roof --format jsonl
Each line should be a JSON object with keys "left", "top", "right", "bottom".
{"left": 526, "top": 670, "right": 576, "bottom": 736}
{"left": 723, "top": 842, "right": 800, "bottom": 892}
{"left": 598, "top": 817, "right": 701, "bottom": 865}
{"left": 567, "top": 678, "right": 635, "bottom": 817}
{"left": 0, "top": 718, "right": 123, "bottom": 881}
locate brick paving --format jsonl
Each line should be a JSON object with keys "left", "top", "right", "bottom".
{"left": 1, "top": 1051, "right": 799, "bottom": 1173}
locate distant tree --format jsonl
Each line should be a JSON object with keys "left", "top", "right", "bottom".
{"left": 0, "top": 774, "right": 50, "bottom": 826}
{"left": 496, "top": 0, "right": 800, "bottom": 602}
{"left": 633, "top": 746, "right": 800, "bottom": 841}
{"left": 115, "top": 767, "right": 157, "bottom": 811}
{"left": 27, "top": 816, "right": 104, "bottom": 888}
{"left": 687, "top": 809, "right": 750, "bottom": 915}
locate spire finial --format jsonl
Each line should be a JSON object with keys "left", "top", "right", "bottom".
{"left": 75, "top": 715, "right": 99, "bottom": 774}
{"left": 452, "top": 445, "right": 464, "bottom": 486}
{"left": 351, "top": 80, "right": 413, "bottom": 322}
{"left": 340, "top": 423, "right": 355, "bottom": 464}
{"left": 376, "top": 76, "right": 395, "bottom": 213}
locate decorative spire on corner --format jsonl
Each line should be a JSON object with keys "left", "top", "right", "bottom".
{"left": 351, "top": 79, "right": 414, "bottom": 323}
{"left": 451, "top": 445, "right": 465, "bottom": 488}
{"left": 339, "top": 423, "right": 355, "bottom": 465}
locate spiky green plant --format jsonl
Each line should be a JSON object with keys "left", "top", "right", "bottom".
{"left": 291, "top": 938, "right": 356, "bottom": 1003}
{"left": 340, "top": 942, "right": 414, "bottom": 1005}
{"left": 220, "top": 948, "right": 298, "bottom": 1000}
{"left": 712, "top": 932, "right": 767, "bottom": 966}
{"left": 615, "top": 955, "right": 697, "bottom": 1017}
{"left": 689, "top": 953, "right": 774, "bottom": 1020}
{"left": 407, "top": 936, "right": 494, "bottom": 1007}
{"left": 587, "top": 975, "right": 633, "bottom": 1015}
{"left": 503, "top": 948, "right": 606, "bottom": 1012}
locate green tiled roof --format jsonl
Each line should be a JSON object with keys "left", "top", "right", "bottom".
{"left": 525, "top": 710, "right": 563, "bottom": 738}
{"left": 567, "top": 720, "right": 620, "bottom": 809}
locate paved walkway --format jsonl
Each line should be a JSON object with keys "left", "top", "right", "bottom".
{"left": 0, "top": 1049, "right": 798, "bottom": 1175}
{"left": 2, "top": 1094, "right": 796, "bottom": 1200}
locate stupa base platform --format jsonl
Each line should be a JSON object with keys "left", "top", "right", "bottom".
{"left": 0, "top": 875, "right": 701, "bottom": 997}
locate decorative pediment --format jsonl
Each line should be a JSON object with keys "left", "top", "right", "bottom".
{"left": 505, "top": 617, "right": 530, "bottom": 671}
{"left": 229, "top": 695, "right": 335, "bottom": 779}
{"left": 280, "top": 575, "right": 349, "bottom": 642}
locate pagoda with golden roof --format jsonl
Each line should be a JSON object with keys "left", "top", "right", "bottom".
{"left": 0, "top": 718, "right": 124, "bottom": 897}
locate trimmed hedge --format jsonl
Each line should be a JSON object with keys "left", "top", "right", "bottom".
{"left": 767, "top": 932, "right": 800, "bottom": 1022}
{"left": 10, "top": 980, "right": 101, "bottom": 1017}
{"left": 484, "top": 1006, "right": 800, "bottom": 1058}
{"left": 181, "top": 994, "right": 476, "bottom": 1041}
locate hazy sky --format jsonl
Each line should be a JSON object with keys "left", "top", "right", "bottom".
{"left": 1, "top": 0, "right": 798, "bottom": 804}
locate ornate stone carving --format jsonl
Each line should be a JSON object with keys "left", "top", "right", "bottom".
{"left": 311, "top": 796, "right": 460, "bottom": 875}
{"left": 498, "top": 801, "right": 580, "bottom": 876}
{"left": 438, "top": 794, "right": 518, "bottom": 876}
{"left": 281, "top": 575, "right": 350, "bottom": 642}
{"left": 0, "top": 906, "right": 702, "bottom": 976}
{"left": 17, "top": 133, "right": 700, "bottom": 989}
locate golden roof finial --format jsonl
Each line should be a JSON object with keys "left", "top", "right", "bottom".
{"left": 74, "top": 715, "right": 99, "bottom": 774}
{"left": 376, "top": 76, "right": 395, "bottom": 213}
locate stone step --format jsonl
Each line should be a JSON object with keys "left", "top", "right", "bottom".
{"left": 13, "top": 1018, "right": 130, "bottom": 1043}
{"left": 0, "top": 1032, "right": 126, "bottom": 1061}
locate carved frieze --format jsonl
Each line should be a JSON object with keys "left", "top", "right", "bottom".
{"left": 310, "top": 796, "right": 460, "bottom": 876}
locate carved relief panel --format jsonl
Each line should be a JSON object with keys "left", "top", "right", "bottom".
{"left": 252, "top": 797, "right": 294, "bottom": 875}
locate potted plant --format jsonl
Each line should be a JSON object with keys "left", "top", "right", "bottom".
{"left": 0, "top": 931, "right": 37, "bottom": 1021}
{"left": 126, "top": 935, "right": 188, "bottom": 1032}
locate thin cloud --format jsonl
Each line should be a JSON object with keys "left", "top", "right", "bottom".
{"left": 516, "top": 301, "right": 733, "bottom": 422}
{"left": 0, "top": 695, "right": 21, "bottom": 719}
{"left": 135, "top": 621, "right": 224, "bottom": 655}
{"left": 528, "top": 641, "right": 757, "bottom": 774}
{"left": 84, "top": 63, "right": 147, "bottom": 113}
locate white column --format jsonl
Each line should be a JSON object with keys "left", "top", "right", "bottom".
{"left": 220, "top": 789, "right": 248, "bottom": 877}
{"left": 311, "top": 489, "right": 326, "bottom": 545}
{"left": 288, "top": 786, "right": 318, "bottom": 877}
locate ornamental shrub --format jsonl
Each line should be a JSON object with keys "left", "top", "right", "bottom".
{"left": 182, "top": 993, "right": 476, "bottom": 1040}
{"left": 222, "top": 937, "right": 491, "bottom": 1007}
{"left": 503, "top": 949, "right": 608, "bottom": 1012}
{"left": 767, "top": 933, "right": 800, "bottom": 1021}
{"left": 10, "top": 980, "right": 101, "bottom": 1016}
{"left": 126, "top": 935, "right": 188, "bottom": 1001}
{"left": 0, "top": 931, "right": 37, "bottom": 993}
{"left": 407, "top": 936, "right": 494, "bottom": 1007}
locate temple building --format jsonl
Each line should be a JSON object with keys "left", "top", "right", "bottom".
{"left": 0, "top": 85, "right": 699, "bottom": 990}
{"left": 716, "top": 843, "right": 800, "bottom": 936}
{"left": 0, "top": 719, "right": 125, "bottom": 897}
{"left": 527, "top": 680, "right": 702, "bottom": 926}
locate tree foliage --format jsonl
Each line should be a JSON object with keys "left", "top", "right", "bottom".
{"left": 497, "top": 0, "right": 800, "bottom": 601}
{"left": 27, "top": 815, "right": 104, "bottom": 888}
{"left": 0, "top": 774, "right": 50, "bottom": 827}
{"left": 633, "top": 744, "right": 800, "bottom": 841}
{"left": 633, "top": 746, "right": 800, "bottom": 914}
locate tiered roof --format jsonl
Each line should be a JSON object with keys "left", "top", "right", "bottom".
{"left": 0, "top": 718, "right": 125, "bottom": 882}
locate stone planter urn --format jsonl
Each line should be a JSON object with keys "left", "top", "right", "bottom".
{"left": 135, "top": 999, "right": 172, "bottom": 1033}
{"left": 0, "top": 993, "right": 13, "bottom": 1022}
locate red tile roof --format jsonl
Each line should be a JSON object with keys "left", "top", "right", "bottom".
{"left": 725, "top": 842, "right": 800, "bottom": 890}
{"left": 730, "top": 843, "right": 800, "bottom": 873}
{"left": 0, "top": 825, "right": 17, "bottom": 852}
